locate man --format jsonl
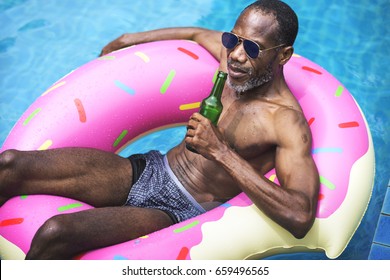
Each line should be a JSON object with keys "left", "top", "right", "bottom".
{"left": 0, "top": 0, "right": 319, "bottom": 259}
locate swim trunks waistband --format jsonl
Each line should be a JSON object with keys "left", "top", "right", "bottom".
{"left": 163, "top": 155, "right": 206, "bottom": 213}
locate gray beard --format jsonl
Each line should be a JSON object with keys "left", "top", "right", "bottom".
{"left": 228, "top": 64, "right": 273, "bottom": 97}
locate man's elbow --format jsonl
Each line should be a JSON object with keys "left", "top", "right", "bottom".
{"left": 289, "top": 213, "right": 316, "bottom": 239}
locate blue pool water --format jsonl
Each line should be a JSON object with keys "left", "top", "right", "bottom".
{"left": 0, "top": 0, "right": 389, "bottom": 259}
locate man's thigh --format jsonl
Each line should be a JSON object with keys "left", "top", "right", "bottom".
{"left": 31, "top": 206, "right": 174, "bottom": 259}
{"left": 5, "top": 148, "right": 134, "bottom": 207}
{"left": 67, "top": 206, "right": 174, "bottom": 245}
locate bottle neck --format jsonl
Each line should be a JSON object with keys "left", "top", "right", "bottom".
{"left": 210, "top": 71, "right": 227, "bottom": 99}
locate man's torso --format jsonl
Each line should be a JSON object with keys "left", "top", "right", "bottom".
{"left": 167, "top": 85, "right": 303, "bottom": 206}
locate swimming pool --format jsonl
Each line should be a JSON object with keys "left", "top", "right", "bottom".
{"left": 0, "top": 0, "right": 388, "bottom": 259}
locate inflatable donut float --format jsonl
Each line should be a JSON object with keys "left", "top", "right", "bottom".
{"left": 0, "top": 40, "right": 374, "bottom": 259}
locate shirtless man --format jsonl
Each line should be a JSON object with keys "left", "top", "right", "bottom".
{"left": 0, "top": 0, "right": 319, "bottom": 259}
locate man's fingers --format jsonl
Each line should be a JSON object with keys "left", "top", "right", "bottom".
{"left": 190, "top": 112, "right": 203, "bottom": 121}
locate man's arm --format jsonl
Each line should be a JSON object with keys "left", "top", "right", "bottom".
{"left": 187, "top": 110, "right": 319, "bottom": 239}
{"left": 222, "top": 109, "right": 318, "bottom": 238}
{"left": 264, "top": 109, "right": 319, "bottom": 238}
{"left": 100, "top": 27, "right": 223, "bottom": 60}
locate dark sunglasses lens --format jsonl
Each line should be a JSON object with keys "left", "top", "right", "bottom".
{"left": 222, "top": 32, "right": 238, "bottom": 49}
{"left": 243, "top": 40, "right": 259, "bottom": 58}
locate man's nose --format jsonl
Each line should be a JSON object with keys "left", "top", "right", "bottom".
{"left": 228, "top": 42, "right": 247, "bottom": 63}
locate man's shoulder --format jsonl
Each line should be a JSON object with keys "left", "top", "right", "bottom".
{"left": 274, "top": 104, "right": 305, "bottom": 121}
{"left": 273, "top": 105, "right": 311, "bottom": 144}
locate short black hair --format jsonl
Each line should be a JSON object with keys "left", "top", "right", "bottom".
{"left": 243, "top": 0, "right": 299, "bottom": 46}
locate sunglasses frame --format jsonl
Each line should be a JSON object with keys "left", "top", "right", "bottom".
{"left": 222, "top": 32, "right": 285, "bottom": 59}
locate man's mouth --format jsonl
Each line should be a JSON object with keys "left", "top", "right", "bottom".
{"left": 227, "top": 61, "right": 249, "bottom": 80}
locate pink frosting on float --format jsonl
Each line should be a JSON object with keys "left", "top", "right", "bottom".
{"left": 1, "top": 41, "right": 216, "bottom": 151}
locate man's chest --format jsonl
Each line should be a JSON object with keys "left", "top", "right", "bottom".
{"left": 218, "top": 103, "right": 276, "bottom": 158}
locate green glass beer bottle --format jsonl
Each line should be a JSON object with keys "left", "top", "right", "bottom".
{"left": 186, "top": 71, "right": 227, "bottom": 153}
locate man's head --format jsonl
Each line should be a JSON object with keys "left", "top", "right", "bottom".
{"left": 224, "top": 0, "right": 298, "bottom": 95}
{"left": 243, "top": 0, "right": 298, "bottom": 47}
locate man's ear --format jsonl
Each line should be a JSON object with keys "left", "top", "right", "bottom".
{"left": 279, "top": 46, "right": 294, "bottom": 66}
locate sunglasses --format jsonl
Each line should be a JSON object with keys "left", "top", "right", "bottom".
{"left": 222, "top": 32, "right": 285, "bottom": 59}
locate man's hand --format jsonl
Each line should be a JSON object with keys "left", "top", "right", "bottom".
{"left": 185, "top": 113, "right": 228, "bottom": 160}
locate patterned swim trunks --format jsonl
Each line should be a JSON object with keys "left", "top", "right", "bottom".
{"left": 125, "top": 150, "right": 206, "bottom": 223}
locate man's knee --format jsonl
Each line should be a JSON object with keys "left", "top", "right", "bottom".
{"left": 36, "top": 215, "right": 67, "bottom": 242}
{"left": 0, "top": 149, "right": 21, "bottom": 193}
{"left": 0, "top": 149, "right": 19, "bottom": 168}
{"left": 27, "top": 215, "right": 71, "bottom": 259}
